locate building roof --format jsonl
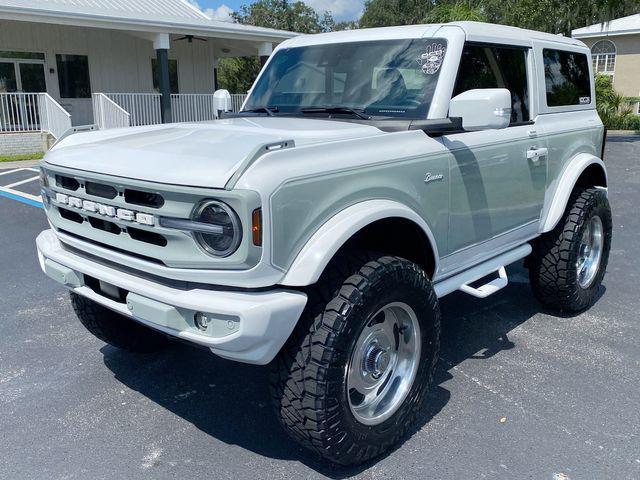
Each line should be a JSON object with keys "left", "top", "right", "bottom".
{"left": 572, "top": 14, "right": 640, "bottom": 38}
{"left": 0, "top": 0, "right": 297, "bottom": 42}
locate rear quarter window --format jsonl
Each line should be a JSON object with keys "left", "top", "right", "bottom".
{"left": 543, "top": 49, "right": 591, "bottom": 107}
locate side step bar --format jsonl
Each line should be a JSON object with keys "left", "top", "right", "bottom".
{"left": 433, "top": 244, "right": 532, "bottom": 298}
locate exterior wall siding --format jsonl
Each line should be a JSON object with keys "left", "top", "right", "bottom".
{"left": 582, "top": 34, "right": 640, "bottom": 98}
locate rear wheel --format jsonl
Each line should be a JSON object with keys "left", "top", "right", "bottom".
{"left": 529, "top": 188, "right": 612, "bottom": 312}
{"left": 70, "top": 292, "right": 170, "bottom": 353}
{"left": 270, "top": 253, "right": 440, "bottom": 466}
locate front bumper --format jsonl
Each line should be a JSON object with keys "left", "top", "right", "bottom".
{"left": 36, "top": 229, "right": 307, "bottom": 365}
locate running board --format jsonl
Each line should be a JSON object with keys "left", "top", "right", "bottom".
{"left": 433, "top": 244, "right": 532, "bottom": 298}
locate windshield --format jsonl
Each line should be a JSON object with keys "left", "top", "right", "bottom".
{"left": 244, "top": 39, "right": 447, "bottom": 119}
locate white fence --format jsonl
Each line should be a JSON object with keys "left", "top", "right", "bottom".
{"left": 104, "top": 93, "right": 162, "bottom": 127}
{"left": 0, "top": 92, "right": 71, "bottom": 139}
{"left": 97, "top": 92, "right": 249, "bottom": 130}
{"left": 92, "top": 93, "right": 130, "bottom": 130}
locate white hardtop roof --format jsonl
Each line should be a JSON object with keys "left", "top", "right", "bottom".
{"left": 572, "top": 14, "right": 640, "bottom": 38}
{"left": 0, "top": 0, "right": 297, "bottom": 42}
{"left": 280, "top": 21, "right": 584, "bottom": 49}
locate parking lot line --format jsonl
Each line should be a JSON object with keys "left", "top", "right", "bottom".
{"left": 0, "top": 167, "right": 29, "bottom": 176}
{"left": 3, "top": 176, "right": 41, "bottom": 189}
{"left": 0, "top": 185, "right": 43, "bottom": 208}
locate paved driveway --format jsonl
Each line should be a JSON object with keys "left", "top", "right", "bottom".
{"left": 0, "top": 137, "right": 638, "bottom": 479}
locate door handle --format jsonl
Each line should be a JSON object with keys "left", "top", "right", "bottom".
{"left": 527, "top": 147, "right": 548, "bottom": 164}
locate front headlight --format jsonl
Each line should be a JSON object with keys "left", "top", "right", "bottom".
{"left": 192, "top": 200, "right": 242, "bottom": 257}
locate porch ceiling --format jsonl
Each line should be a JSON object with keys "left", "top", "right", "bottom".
{"left": 0, "top": 0, "right": 297, "bottom": 44}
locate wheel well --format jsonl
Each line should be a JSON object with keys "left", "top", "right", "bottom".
{"left": 338, "top": 217, "right": 437, "bottom": 278}
{"left": 575, "top": 163, "right": 607, "bottom": 189}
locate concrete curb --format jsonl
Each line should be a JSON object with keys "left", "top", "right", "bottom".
{"left": 607, "top": 130, "right": 640, "bottom": 136}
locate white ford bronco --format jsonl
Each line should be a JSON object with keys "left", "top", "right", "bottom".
{"left": 37, "top": 22, "right": 611, "bottom": 465}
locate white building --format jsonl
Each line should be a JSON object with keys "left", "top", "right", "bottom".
{"left": 0, "top": 0, "right": 296, "bottom": 154}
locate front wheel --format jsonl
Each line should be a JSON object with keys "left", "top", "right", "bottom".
{"left": 270, "top": 253, "right": 440, "bottom": 466}
{"left": 529, "top": 187, "right": 612, "bottom": 312}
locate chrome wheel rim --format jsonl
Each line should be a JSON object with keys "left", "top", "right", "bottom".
{"left": 347, "top": 302, "right": 421, "bottom": 426}
{"left": 577, "top": 215, "right": 604, "bottom": 289}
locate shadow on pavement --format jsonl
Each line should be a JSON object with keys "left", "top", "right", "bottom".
{"left": 101, "top": 264, "right": 604, "bottom": 478}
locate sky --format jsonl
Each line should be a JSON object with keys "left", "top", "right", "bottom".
{"left": 193, "top": 0, "right": 365, "bottom": 22}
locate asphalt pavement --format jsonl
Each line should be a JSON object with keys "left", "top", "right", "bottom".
{"left": 0, "top": 137, "right": 638, "bottom": 479}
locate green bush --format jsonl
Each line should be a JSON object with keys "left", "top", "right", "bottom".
{"left": 595, "top": 74, "right": 640, "bottom": 131}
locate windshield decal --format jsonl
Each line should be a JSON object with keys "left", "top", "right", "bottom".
{"left": 418, "top": 43, "right": 446, "bottom": 75}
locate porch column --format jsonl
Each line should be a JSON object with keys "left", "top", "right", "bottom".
{"left": 258, "top": 42, "right": 273, "bottom": 67}
{"left": 154, "top": 33, "right": 172, "bottom": 123}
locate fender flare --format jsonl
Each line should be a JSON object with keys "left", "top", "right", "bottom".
{"left": 540, "top": 153, "right": 608, "bottom": 233}
{"left": 280, "top": 199, "right": 440, "bottom": 287}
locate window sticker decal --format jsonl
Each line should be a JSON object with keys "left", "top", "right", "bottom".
{"left": 579, "top": 96, "right": 591, "bottom": 105}
{"left": 418, "top": 43, "right": 446, "bottom": 75}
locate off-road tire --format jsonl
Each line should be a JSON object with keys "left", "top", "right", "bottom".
{"left": 70, "top": 292, "right": 170, "bottom": 353}
{"left": 270, "top": 252, "right": 440, "bottom": 466}
{"left": 529, "top": 188, "right": 612, "bottom": 312}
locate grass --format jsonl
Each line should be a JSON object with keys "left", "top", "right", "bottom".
{"left": 0, "top": 152, "right": 44, "bottom": 163}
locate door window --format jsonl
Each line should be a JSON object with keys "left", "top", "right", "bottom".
{"left": 56, "top": 54, "right": 91, "bottom": 98}
{"left": 453, "top": 44, "right": 530, "bottom": 125}
{"left": 542, "top": 49, "right": 591, "bottom": 107}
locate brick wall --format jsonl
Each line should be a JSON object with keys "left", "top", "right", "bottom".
{"left": 0, "top": 133, "right": 45, "bottom": 156}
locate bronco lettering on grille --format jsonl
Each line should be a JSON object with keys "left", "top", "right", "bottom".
{"left": 54, "top": 193, "right": 155, "bottom": 226}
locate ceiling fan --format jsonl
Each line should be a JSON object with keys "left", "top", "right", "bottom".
{"left": 174, "top": 35, "right": 207, "bottom": 43}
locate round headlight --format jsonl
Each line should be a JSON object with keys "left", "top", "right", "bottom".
{"left": 193, "top": 200, "right": 242, "bottom": 257}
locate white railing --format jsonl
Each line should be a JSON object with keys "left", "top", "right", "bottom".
{"left": 171, "top": 94, "right": 216, "bottom": 123}
{"left": 38, "top": 93, "right": 72, "bottom": 139}
{"left": 100, "top": 92, "right": 250, "bottom": 129}
{"left": 0, "top": 92, "right": 71, "bottom": 139}
{"left": 92, "top": 93, "right": 130, "bottom": 130}
{"left": 231, "top": 94, "right": 248, "bottom": 112}
{"left": 105, "top": 93, "right": 162, "bottom": 127}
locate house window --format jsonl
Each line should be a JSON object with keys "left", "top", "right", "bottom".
{"left": 0, "top": 51, "right": 45, "bottom": 60}
{"left": 152, "top": 59, "right": 179, "bottom": 94}
{"left": 56, "top": 54, "right": 91, "bottom": 98}
{"left": 591, "top": 40, "right": 616, "bottom": 75}
{"left": 543, "top": 49, "right": 591, "bottom": 107}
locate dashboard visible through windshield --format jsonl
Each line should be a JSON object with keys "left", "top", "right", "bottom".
{"left": 243, "top": 39, "right": 448, "bottom": 119}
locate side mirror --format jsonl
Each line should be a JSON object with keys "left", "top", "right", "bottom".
{"left": 213, "top": 89, "right": 232, "bottom": 117}
{"left": 449, "top": 88, "right": 511, "bottom": 131}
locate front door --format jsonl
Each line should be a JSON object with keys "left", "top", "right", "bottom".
{"left": 441, "top": 43, "right": 547, "bottom": 263}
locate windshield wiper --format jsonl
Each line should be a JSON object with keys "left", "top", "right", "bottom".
{"left": 240, "top": 106, "right": 279, "bottom": 116}
{"left": 300, "top": 106, "right": 371, "bottom": 120}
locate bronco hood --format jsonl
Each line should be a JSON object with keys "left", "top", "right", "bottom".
{"left": 44, "top": 117, "right": 384, "bottom": 189}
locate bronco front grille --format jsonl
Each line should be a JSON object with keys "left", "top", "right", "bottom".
{"left": 41, "top": 165, "right": 260, "bottom": 271}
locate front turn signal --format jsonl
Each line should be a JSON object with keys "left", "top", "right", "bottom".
{"left": 252, "top": 208, "right": 262, "bottom": 246}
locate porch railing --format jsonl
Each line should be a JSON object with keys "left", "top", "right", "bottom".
{"left": 98, "top": 93, "right": 248, "bottom": 129}
{"left": 38, "top": 93, "right": 73, "bottom": 140}
{"left": 92, "top": 93, "right": 130, "bottom": 130}
{"left": 230, "top": 94, "right": 247, "bottom": 112}
{"left": 0, "top": 92, "right": 71, "bottom": 139}
{"left": 105, "top": 93, "right": 162, "bottom": 127}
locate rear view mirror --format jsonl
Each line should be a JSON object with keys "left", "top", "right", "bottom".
{"left": 213, "top": 89, "right": 232, "bottom": 117}
{"left": 449, "top": 88, "right": 511, "bottom": 131}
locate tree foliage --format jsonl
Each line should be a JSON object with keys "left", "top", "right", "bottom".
{"left": 595, "top": 74, "right": 640, "bottom": 130}
{"left": 359, "top": 0, "right": 640, "bottom": 35}
{"left": 217, "top": 0, "right": 335, "bottom": 93}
